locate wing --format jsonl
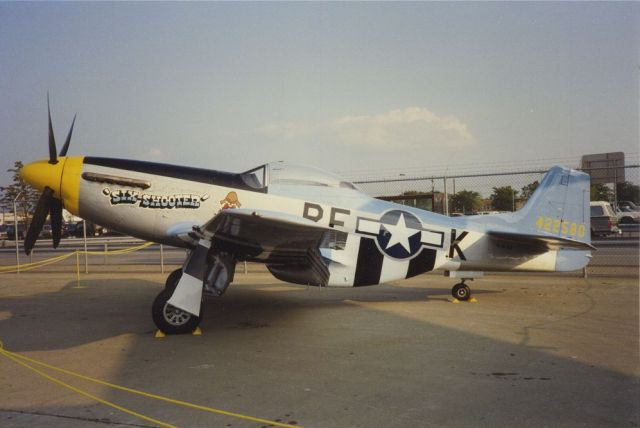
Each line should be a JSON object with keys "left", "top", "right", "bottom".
{"left": 200, "top": 208, "right": 333, "bottom": 286}
{"left": 487, "top": 230, "right": 596, "bottom": 251}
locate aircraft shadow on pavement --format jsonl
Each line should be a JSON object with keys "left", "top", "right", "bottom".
{"left": 0, "top": 278, "right": 500, "bottom": 353}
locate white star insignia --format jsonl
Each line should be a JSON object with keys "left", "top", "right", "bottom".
{"left": 381, "top": 213, "right": 419, "bottom": 252}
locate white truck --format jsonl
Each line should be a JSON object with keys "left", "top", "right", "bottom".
{"left": 590, "top": 201, "right": 621, "bottom": 237}
{"left": 616, "top": 201, "right": 640, "bottom": 224}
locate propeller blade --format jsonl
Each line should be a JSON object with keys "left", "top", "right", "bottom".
{"left": 47, "top": 94, "right": 58, "bottom": 164}
{"left": 50, "top": 198, "right": 63, "bottom": 248}
{"left": 59, "top": 113, "right": 76, "bottom": 157}
{"left": 24, "top": 187, "right": 54, "bottom": 255}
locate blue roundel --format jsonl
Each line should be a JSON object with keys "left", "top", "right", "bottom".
{"left": 376, "top": 210, "right": 423, "bottom": 259}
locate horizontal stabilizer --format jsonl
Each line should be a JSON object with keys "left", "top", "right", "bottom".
{"left": 488, "top": 231, "right": 596, "bottom": 251}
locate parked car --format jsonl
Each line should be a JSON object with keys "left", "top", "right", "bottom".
{"left": 63, "top": 222, "right": 77, "bottom": 237}
{"left": 39, "top": 224, "right": 52, "bottom": 239}
{"left": 590, "top": 201, "right": 621, "bottom": 237}
{"left": 618, "top": 201, "right": 639, "bottom": 211}
{"left": 0, "top": 224, "right": 8, "bottom": 240}
{"left": 5, "top": 223, "right": 26, "bottom": 240}
{"left": 616, "top": 201, "right": 640, "bottom": 224}
{"left": 66, "top": 221, "right": 106, "bottom": 238}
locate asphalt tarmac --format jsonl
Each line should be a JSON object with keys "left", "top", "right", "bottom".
{"left": 0, "top": 269, "right": 638, "bottom": 427}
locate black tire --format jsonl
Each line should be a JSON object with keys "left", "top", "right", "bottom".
{"left": 452, "top": 283, "right": 471, "bottom": 301}
{"left": 152, "top": 288, "right": 202, "bottom": 334}
{"left": 152, "top": 269, "right": 202, "bottom": 334}
{"left": 619, "top": 217, "right": 634, "bottom": 225}
{"left": 165, "top": 268, "right": 183, "bottom": 292}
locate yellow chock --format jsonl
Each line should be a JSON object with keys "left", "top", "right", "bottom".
{"left": 154, "top": 330, "right": 166, "bottom": 339}
{"left": 451, "top": 298, "right": 460, "bottom": 304}
{"left": 469, "top": 297, "right": 478, "bottom": 303}
{"left": 192, "top": 327, "right": 203, "bottom": 336}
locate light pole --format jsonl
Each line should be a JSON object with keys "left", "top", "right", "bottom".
{"left": 443, "top": 175, "right": 449, "bottom": 216}
{"left": 13, "top": 191, "right": 23, "bottom": 273}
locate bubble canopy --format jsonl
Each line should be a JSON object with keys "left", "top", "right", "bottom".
{"left": 240, "top": 161, "right": 358, "bottom": 190}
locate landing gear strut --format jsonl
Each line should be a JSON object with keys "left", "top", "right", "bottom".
{"left": 151, "top": 268, "right": 203, "bottom": 335}
{"left": 204, "top": 253, "right": 235, "bottom": 297}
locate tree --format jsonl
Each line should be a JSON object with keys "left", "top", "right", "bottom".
{"left": 0, "top": 161, "right": 40, "bottom": 228}
{"left": 590, "top": 183, "right": 612, "bottom": 202}
{"left": 616, "top": 181, "right": 640, "bottom": 203}
{"left": 490, "top": 186, "right": 518, "bottom": 211}
{"left": 520, "top": 180, "right": 539, "bottom": 201}
{"left": 450, "top": 190, "right": 482, "bottom": 214}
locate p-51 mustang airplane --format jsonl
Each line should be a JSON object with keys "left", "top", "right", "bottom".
{"left": 21, "top": 101, "right": 593, "bottom": 334}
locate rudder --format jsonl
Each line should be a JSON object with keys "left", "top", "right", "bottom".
{"left": 513, "top": 166, "right": 591, "bottom": 244}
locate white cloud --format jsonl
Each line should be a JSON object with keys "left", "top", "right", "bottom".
{"left": 257, "top": 107, "right": 474, "bottom": 149}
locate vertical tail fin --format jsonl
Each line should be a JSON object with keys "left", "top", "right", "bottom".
{"left": 513, "top": 166, "right": 591, "bottom": 244}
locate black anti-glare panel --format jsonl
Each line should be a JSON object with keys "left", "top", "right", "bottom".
{"left": 84, "top": 157, "right": 266, "bottom": 192}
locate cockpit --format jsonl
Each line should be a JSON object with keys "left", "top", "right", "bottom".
{"left": 240, "top": 161, "right": 358, "bottom": 191}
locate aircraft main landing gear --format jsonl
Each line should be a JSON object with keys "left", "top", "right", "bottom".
{"left": 151, "top": 268, "right": 203, "bottom": 335}
{"left": 151, "top": 251, "right": 236, "bottom": 334}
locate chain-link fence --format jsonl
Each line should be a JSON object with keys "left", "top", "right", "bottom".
{"left": 353, "top": 165, "right": 639, "bottom": 212}
{"left": 352, "top": 164, "right": 640, "bottom": 277}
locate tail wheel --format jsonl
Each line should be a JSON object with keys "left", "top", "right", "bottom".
{"left": 452, "top": 283, "right": 471, "bottom": 301}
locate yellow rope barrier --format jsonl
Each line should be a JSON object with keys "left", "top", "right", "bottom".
{"left": 0, "top": 340, "right": 300, "bottom": 428}
{"left": 6, "top": 354, "right": 176, "bottom": 427}
{"left": 0, "top": 343, "right": 175, "bottom": 428}
{"left": 0, "top": 242, "right": 155, "bottom": 274}
{"left": 0, "top": 251, "right": 77, "bottom": 273}
{"left": 83, "top": 242, "right": 154, "bottom": 255}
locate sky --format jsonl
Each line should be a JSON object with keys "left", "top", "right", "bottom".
{"left": 1, "top": 2, "right": 638, "bottom": 186}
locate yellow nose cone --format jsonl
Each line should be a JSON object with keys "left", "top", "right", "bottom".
{"left": 21, "top": 158, "right": 66, "bottom": 195}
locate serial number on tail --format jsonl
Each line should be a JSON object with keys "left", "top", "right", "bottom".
{"left": 535, "top": 216, "right": 586, "bottom": 238}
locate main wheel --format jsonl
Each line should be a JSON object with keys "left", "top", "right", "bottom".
{"left": 152, "top": 288, "right": 202, "bottom": 334}
{"left": 452, "top": 283, "right": 471, "bottom": 301}
{"left": 152, "top": 270, "right": 202, "bottom": 334}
